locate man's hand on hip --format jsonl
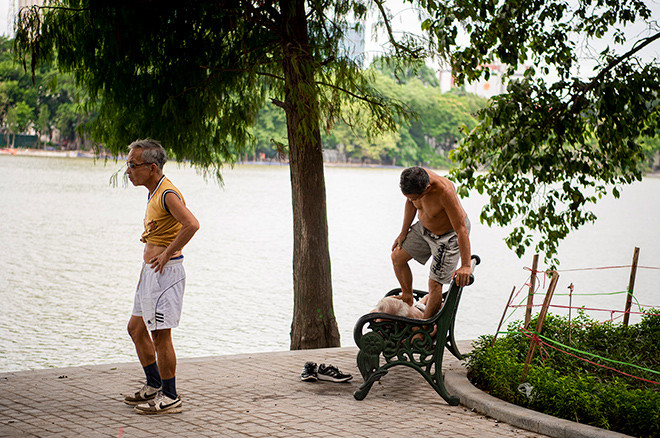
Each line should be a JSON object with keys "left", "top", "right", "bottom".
{"left": 149, "top": 252, "right": 170, "bottom": 274}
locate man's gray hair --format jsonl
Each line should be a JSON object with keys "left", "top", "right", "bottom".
{"left": 128, "top": 139, "right": 167, "bottom": 170}
{"left": 375, "top": 297, "right": 410, "bottom": 317}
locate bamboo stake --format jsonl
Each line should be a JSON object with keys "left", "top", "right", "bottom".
{"left": 567, "top": 283, "right": 574, "bottom": 345}
{"left": 522, "top": 271, "right": 559, "bottom": 380}
{"left": 623, "top": 247, "right": 640, "bottom": 327}
{"left": 524, "top": 254, "right": 539, "bottom": 329}
{"left": 493, "top": 286, "right": 516, "bottom": 345}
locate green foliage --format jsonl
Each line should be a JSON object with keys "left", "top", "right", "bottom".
{"left": 316, "top": 67, "right": 486, "bottom": 166}
{"left": 0, "top": 35, "right": 93, "bottom": 148}
{"left": 14, "top": 1, "right": 412, "bottom": 175}
{"left": 6, "top": 101, "right": 33, "bottom": 133}
{"left": 414, "top": 0, "right": 660, "bottom": 265}
{"left": 12, "top": 2, "right": 485, "bottom": 168}
{"left": 370, "top": 56, "right": 440, "bottom": 87}
{"left": 640, "top": 132, "right": 660, "bottom": 170}
{"left": 247, "top": 65, "right": 487, "bottom": 167}
{"left": 249, "top": 100, "right": 288, "bottom": 159}
{"left": 467, "top": 312, "right": 660, "bottom": 436}
{"left": 323, "top": 108, "right": 401, "bottom": 163}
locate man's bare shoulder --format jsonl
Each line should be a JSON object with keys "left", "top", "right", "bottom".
{"left": 423, "top": 167, "right": 441, "bottom": 179}
{"left": 425, "top": 169, "right": 455, "bottom": 193}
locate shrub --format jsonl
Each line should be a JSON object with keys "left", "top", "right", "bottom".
{"left": 466, "top": 311, "right": 660, "bottom": 437}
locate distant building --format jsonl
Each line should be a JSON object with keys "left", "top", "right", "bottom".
{"left": 437, "top": 63, "right": 529, "bottom": 98}
{"left": 341, "top": 23, "right": 366, "bottom": 67}
{"left": 437, "top": 66, "right": 453, "bottom": 93}
{"left": 16, "top": 0, "right": 45, "bottom": 18}
{"left": 6, "top": 0, "right": 45, "bottom": 34}
{"left": 18, "top": 0, "right": 45, "bottom": 8}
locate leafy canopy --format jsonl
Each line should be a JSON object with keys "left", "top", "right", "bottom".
{"left": 15, "top": 1, "right": 410, "bottom": 175}
{"left": 416, "top": 0, "right": 660, "bottom": 264}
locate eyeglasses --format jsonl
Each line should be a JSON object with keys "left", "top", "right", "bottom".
{"left": 126, "top": 161, "right": 152, "bottom": 169}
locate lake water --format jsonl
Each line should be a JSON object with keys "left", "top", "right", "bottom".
{"left": 1, "top": 155, "right": 658, "bottom": 372}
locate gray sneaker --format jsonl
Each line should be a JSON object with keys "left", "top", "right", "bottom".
{"left": 300, "top": 361, "right": 318, "bottom": 382}
{"left": 317, "top": 364, "right": 353, "bottom": 382}
{"left": 134, "top": 392, "right": 183, "bottom": 415}
{"left": 123, "top": 384, "right": 160, "bottom": 406}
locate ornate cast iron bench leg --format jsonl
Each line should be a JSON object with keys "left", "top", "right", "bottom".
{"left": 354, "top": 331, "right": 386, "bottom": 400}
{"left": 426, "top": 292, "right": 462, "bottom": 405}
{"left": 445, "top": 288, "right": 464, "bottom": 361}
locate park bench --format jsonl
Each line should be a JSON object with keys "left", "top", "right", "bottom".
{"left": 353, "top": 255, "right": 480, "bottom": 405}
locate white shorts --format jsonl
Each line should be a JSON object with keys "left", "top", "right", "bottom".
{"left": 132, "top": 256, "right": 186, "bottom": 331}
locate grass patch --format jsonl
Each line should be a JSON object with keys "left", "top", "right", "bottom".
{"left": 466, "top": 311, "right": 660, "bottom": 437}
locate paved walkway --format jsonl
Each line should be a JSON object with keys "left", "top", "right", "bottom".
{"left": 0, "top": 341, "right": 624, "bottom": 437}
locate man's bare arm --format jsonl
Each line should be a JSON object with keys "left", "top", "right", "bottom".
{"left": 441, "top": 186, "right": 472, "bottom": 287}
{"left": 392, "top": 199, "right": 417, "bottom": 251}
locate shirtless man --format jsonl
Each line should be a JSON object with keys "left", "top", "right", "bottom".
{"left": 123, "top": 139, "right": 200, "bottom": 415}
{"left": 391, "top": 167, "right": 471, "bottom": 319}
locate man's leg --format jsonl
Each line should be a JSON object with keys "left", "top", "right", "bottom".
{"left": 422, "top": 278, "right": 444, "bottom": 319}
{"left": 391, "top": 247, "right": 414, "bottom": 304}
{"left": 125, "top": 316, "right": 161, "bottom": 404}
{"left": 152, "top": 329, "right": 177, "bottom": 399}
{"left": 127, "top": 315, "right": 156, "bottom": 366}
{"left": 129, "top": 265, "right": 162, "bottom": 391}
{"left": 133, "top": 328, "right": 183, "bottom": 414}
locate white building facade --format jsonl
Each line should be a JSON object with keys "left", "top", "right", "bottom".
{"left": 437, "top": 63, "right": 529, "bottom": 98}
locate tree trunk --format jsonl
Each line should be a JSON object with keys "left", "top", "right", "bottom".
{"left": 280, "top": 0, "right": 340, "bottom": 349}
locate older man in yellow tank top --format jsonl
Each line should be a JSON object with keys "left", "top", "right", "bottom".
{"left": 122, "top": 139, "right": 199, "bottom": 415}
{"left": 391, "top": 167, "right": 472, "bottom": 319}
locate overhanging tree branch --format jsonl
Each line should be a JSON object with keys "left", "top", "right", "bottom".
{"left": 21, "top": 5, "right": 90, "bottom": 12}
{"left": 270, "top": 98, "right": 288, "bottom": 110}
{"left": 256, "top": 71, "right": 285, "bottom": 81}
{"left": 315, "top": 80, "right": 391, "bottom": 109}
{"left": 547, "top": 30, "right": 660, "bottom": 127}
{"left": 374, "top": 0, "right": 424, "bottom": 59}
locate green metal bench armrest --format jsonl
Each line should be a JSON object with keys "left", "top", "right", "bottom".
{"left": 384, "top": 288, "right": 429, "bottom": 301}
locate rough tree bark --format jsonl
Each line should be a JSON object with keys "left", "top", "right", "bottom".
{"left": 280, "top": 0, "right": 341, "bottom": 349}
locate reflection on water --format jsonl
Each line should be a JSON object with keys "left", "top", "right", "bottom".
{"left": 1, "top": 155, "right": 659, "bottom": 371}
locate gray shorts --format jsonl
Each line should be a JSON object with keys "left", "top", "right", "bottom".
{"left": 401, "top": 217, "right": 471, "bottom": 284}
{"left": 132, "top": 256, "right": 186, "bottom": 331}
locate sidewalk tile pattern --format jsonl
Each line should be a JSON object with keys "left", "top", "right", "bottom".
{"left": 1, "top": 345, "right": 547, "bottom": 437}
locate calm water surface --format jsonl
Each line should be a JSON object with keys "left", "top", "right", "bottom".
{"left": 1, "top": 155, "right": 658, "bottom": 371}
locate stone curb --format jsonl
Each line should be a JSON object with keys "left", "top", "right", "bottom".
{"left": 445, "top": 366, "right": 634, "bottom": 438}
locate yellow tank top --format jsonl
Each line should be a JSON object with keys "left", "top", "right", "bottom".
{"left": 140, "top": 176, "right": 185, "bottom": 246}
